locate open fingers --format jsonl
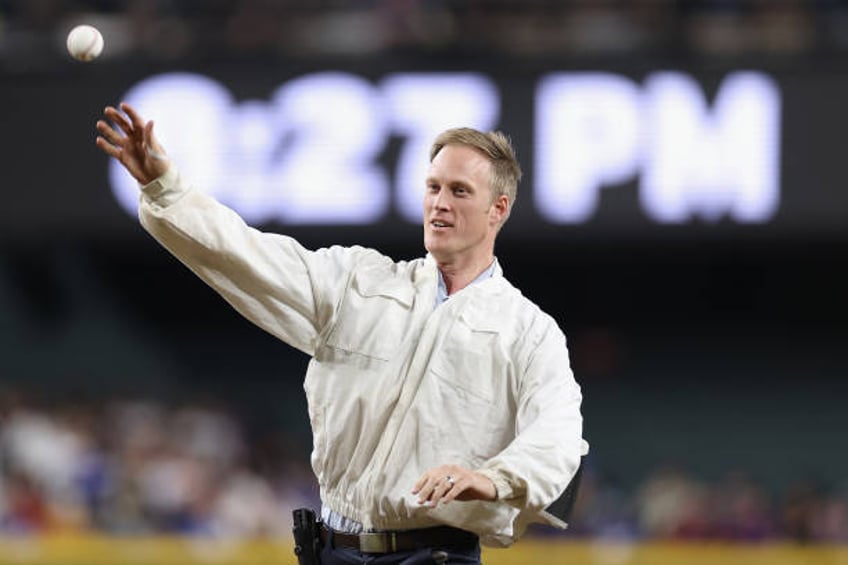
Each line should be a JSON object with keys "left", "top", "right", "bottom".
{"left": 120, "top": 102, "right": 147, "bottom": 133}
{"left": 95, "top": 117, "right": 132, "bottom": 162}
{"left": 95, "top": 135, "right": 121, "bottom": 159}
{"left": 97, "top": 102, "right": 169, "bottom": 185}
{"left": 103, "top": 106, "right": 133, "bottom": 136}
{"left": 96, "top": 119, "right": 125, "bottom": 147}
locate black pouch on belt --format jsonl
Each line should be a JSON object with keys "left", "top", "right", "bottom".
{"left": 292, "top": 508, "right": 322, "bottom": 565}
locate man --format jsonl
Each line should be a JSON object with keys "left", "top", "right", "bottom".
{"left": 96, "top": 102, "right": 586, "bottom": 564}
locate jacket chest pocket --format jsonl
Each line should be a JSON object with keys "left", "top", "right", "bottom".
{"left": 325, "top": 273, "right": 414, "bottom": 361}
{"left": 429, "top": 314, "right": 513, "bottom": 462}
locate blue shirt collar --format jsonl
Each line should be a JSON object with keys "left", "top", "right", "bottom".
{"left": 436, "top": 258, "right": 498, "bottom": 308}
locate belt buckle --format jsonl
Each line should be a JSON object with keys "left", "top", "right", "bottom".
{"left": 359, "top": 532, "right": 397, "bottom": 553}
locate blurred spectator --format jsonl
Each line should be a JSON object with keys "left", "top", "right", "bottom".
{"left": 570, "top": 465, "right": 640, "bottom": 541}
{"left": 561, "top": 0, "right": 653, "bottom": 55}
{"left": 681, "top": 0, "right": 753, "bottom": 56}
{"left": 712, "top": 471, "right": 774, "bottom": 540}
{"left": 781, "top": 482, "right": 821, "bottom": 543}
{"left": 752, "top": 0, "right": 816, "bottom": 55}
{"left": 213, "top": 468, "right": 286, "bottom": 538}
{"left": 813, "top": 492, "right": 848, "bottom": 543}
{"left": 635, "top": 463, "right": 709, "bottom": 538}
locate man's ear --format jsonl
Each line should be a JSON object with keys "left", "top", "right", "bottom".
{"left": 489, "top": 195, "right": 509, "bottom": 225}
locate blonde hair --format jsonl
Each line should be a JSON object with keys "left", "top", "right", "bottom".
{"left": 430, "top": 128, "right": 522, "bottom": 224}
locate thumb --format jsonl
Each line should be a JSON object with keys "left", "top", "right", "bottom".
{"left": 142, "top": 120, "right": 171, "bottom": 183}
{"left": 144, "top": 120, "right": 169, "bottom": 162}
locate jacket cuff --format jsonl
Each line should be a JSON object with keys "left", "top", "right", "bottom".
{"left": 476, "top": 468, "right": 519, "bottom": 501}
{"left": 139, "top": 166, "right": 186, "bottom": 208}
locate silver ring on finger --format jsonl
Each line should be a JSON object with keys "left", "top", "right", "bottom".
{"left": 445, "top": 475, "right": 456, "bottom": 486}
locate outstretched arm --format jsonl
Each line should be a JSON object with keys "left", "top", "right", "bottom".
{"left": 93, "top": 100, "right": 366, "bottom": 357}
{"left": 95, "top": 102, "right": 170, "bottom": 185}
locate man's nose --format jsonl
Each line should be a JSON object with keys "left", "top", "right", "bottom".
{"left": 431, "top": 191, "right": 450, "bottom": 210}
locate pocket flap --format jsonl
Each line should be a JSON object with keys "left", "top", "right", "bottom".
{"left": 354, "top": 272, "right": 414, "bottom": 307}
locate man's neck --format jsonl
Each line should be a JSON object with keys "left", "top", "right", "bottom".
{"left": 437, "top": 255, "right": 495, "bottom": 296}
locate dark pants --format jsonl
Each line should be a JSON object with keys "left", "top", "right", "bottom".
{"left": 319, "top": 529, "right": 482, "bottom": 565}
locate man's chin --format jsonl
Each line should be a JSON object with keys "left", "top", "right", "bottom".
{"left": 424, "top": 242, "right": 450, "bottom": 262}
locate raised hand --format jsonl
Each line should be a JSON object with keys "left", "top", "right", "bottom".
{"left": 96, "top": 102, "right": 171, "bottom": 186}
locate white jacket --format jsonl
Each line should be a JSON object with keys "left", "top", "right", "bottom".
{"left": 138, "top": 167, "right": 586, "bottom": 547}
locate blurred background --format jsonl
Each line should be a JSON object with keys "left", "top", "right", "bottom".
{"left": 2, "top": 0, "right": 848, "bottom": 563}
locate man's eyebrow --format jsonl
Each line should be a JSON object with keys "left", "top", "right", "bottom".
{"left": 424, "top": 175, "right": 474, "bottom": 189}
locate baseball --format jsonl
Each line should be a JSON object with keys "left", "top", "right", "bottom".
{"left": 66, "top": 24, "right": 104, "bottom": 62}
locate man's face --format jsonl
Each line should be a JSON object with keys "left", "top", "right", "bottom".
{"left": 423, "top": 144, "right": 506, "bottom": 264}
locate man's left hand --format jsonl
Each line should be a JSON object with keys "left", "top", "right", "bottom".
{"left": 412, "top": 465, "right": 497, "bottom": 507}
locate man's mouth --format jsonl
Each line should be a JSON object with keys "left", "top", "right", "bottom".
{"left": 430, "top": 220, "right": 452, "bottom": 229}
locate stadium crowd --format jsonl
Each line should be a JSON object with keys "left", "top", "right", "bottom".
{"left": 1, "top": 388, "right": 846, "bottom": 543}
{"left": 0, "top": 388, "right": 318, "bottom": 538}
{"left": 1, "top": 0, "right": 848, "bottom": 67}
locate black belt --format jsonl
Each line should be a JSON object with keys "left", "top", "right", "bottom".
{"left": 320, "top": 523, "right": 478, "bottom": 554}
